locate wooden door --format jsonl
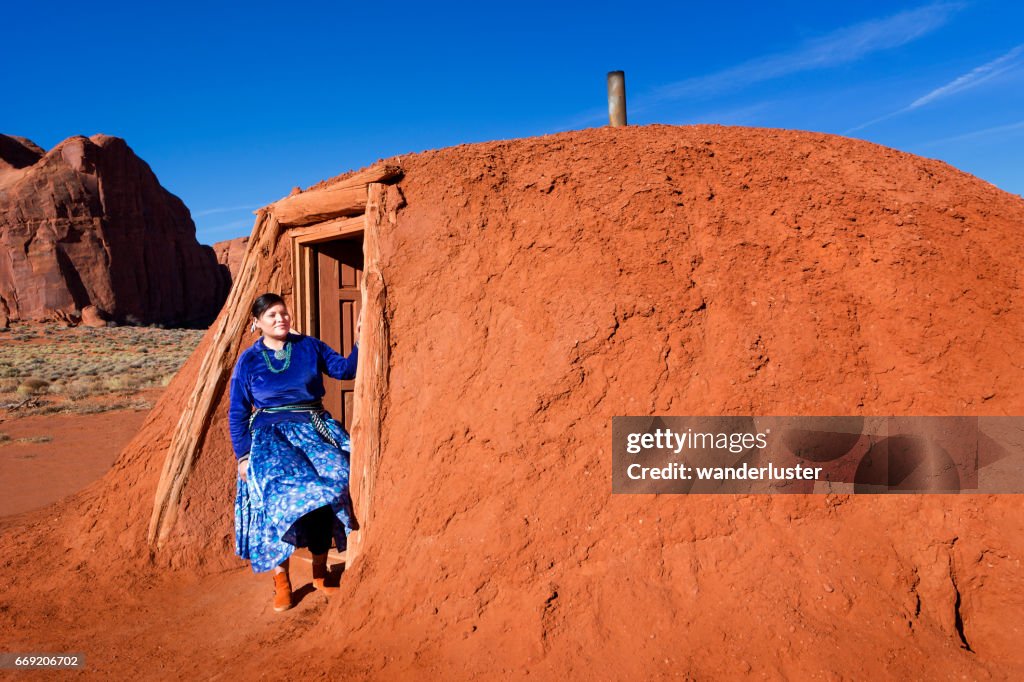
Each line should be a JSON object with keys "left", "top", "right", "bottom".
{"left": 316, "top": 238, "right": 362, "bottom": 430}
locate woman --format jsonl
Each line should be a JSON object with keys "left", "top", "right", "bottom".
{"left": 228, "top": 292, "right": 359, "bottom": 612}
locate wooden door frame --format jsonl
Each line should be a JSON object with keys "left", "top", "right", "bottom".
{"left": 282, "top": 182, "right": 393, "bottom": 566}
{"left": 149, "top": 165, "right": 399, "bottom": 561}
{"left": 290, "top": 215, "right": 365, "bottom": 335}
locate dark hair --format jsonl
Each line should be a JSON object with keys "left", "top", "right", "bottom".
{"left": 251, "top": 293, "right": 286, "bottom": 320}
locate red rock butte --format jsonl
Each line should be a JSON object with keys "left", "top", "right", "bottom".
{"left": 1, "top": 124, "right": 1023, "bottom": 679}
{"left": 0, "top": 133, "right": 228, "bottom": 327}
{"left": 212, "top": 235, "right": 249, "bottom": 281}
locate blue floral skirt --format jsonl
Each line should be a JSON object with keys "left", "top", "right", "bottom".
{"left": 234, "top": 416, "right": 356, "bottom": 573}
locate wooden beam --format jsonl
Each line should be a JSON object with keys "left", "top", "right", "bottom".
{"left": 299, "top": 243, "right": 316, "bottom": 334}
{"left": 292, "top": 237, "right": 305, "bottom": 334}
{"left": 290, "top": 215, "right": 365, "bottom": 245}
{"left": 268, "top": 163, "right": 403, "bottom": 228}
{"left": 149, "top": 210, "right": 285, "bottom": 548}
{"left": 331, "top": 163, "right": 402, "bottom": 189}
{"left": 271, "top": 185, "right": 366, "bottom": 227}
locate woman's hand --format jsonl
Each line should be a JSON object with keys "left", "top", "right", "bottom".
{"left": 238, "top": 457, "right": 249, "bottom": 482}
{"left": 356, "top": 309, "right": 363, "bottom": 338}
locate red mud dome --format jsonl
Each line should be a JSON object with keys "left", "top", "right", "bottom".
{"left": 1, "top": 124, "right": 1022, "bottom": 679}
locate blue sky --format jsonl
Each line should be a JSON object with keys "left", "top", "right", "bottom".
{"left": 4, "top": 1, "right": 1022, "bottom": 245}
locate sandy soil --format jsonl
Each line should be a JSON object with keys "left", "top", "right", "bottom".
{"left": 0, "top": 400, "right": 154, "bottom": 517}
{"left": 0, "top": 548, "right": 350, "bottom": 679}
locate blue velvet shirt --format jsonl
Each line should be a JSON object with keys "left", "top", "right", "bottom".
{"left": 228, "top": 332, "right": 358, "bottom": 459}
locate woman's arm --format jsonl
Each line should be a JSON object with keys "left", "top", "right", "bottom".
{"left": 316, "top": 339, "right": 358, "bottom": 380}
{"left": 228, "top": 359, "right": 254, "bottom": 460}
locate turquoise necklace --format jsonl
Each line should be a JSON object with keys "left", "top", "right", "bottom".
{"left": 260, "top": 339, "right": 292, "bottom": 373}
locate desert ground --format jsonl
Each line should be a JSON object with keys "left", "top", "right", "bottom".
{"left": 0, "top": 323, "right": 201, "bottom": 516}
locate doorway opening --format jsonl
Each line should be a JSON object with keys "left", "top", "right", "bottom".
{"left": 285, "top": 180, "right": 394, "bottom": 566}
{"left": 291, "top": 217, "right": 364, "bottom": 431}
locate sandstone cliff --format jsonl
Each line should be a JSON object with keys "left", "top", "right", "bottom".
{"left": 0, "top": 133, "right": 229, "bottom": 326}
{"left": 212, "top": 236, "right": 249, "bottom": 281}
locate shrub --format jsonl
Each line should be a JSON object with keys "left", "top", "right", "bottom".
{"left": 66, "top": 378, "right": 100, "bottom": 400}
{"left": 18, "top": 435, "right": 53, "bottom": 444}
{"left": 103, "top": 376, "right": 141, "bottom": 392}
{"left": 17, "top": 378, "right": 50, "bottom": 394}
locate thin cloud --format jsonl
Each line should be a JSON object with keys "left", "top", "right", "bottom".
{"left": 200, "top": 218, "right": 254, "bottom": 235}
{"left": 567, "top": 2, "right": 962, "bottom": 128}
{"left": 919, "top": 119, "right": 1024, "bottom": 147}
{"left": 645, "top": 3, "right": 961, "bottom": 106}
{"left": 911, "top": 44, "right": 1024, "bottom": 108}
{"left": 845, "top": 109, "right": 907, "bottom": 133}
{"left": 847, "top": 43, "right": 1024, "bottom": 133}
{"left": 192, "top": 205, "right": 258, "bottom": 217}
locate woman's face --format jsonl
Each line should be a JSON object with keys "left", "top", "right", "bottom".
{"left": 255, "top": 303, "right": 291, "bottom": 340}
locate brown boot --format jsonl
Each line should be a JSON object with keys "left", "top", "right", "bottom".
{"left": 311, "top": 553, "right": 339, "bottom": 595}
{"left": 273, "top": 571, "right": 293, "bottom": 612}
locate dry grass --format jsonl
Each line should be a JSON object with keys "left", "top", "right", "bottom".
{"left": 0, "top": 433, "right": 54, "bottom": 447}
{"left": 0, "top": 323, "right": 202, "bottom": 416}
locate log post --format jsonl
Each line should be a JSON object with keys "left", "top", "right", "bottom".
{"left": 148, "top": 210, "right": 283, "bottom": 548}
{"left": 345, "top": 182, "right": 391, "bottom": 567}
